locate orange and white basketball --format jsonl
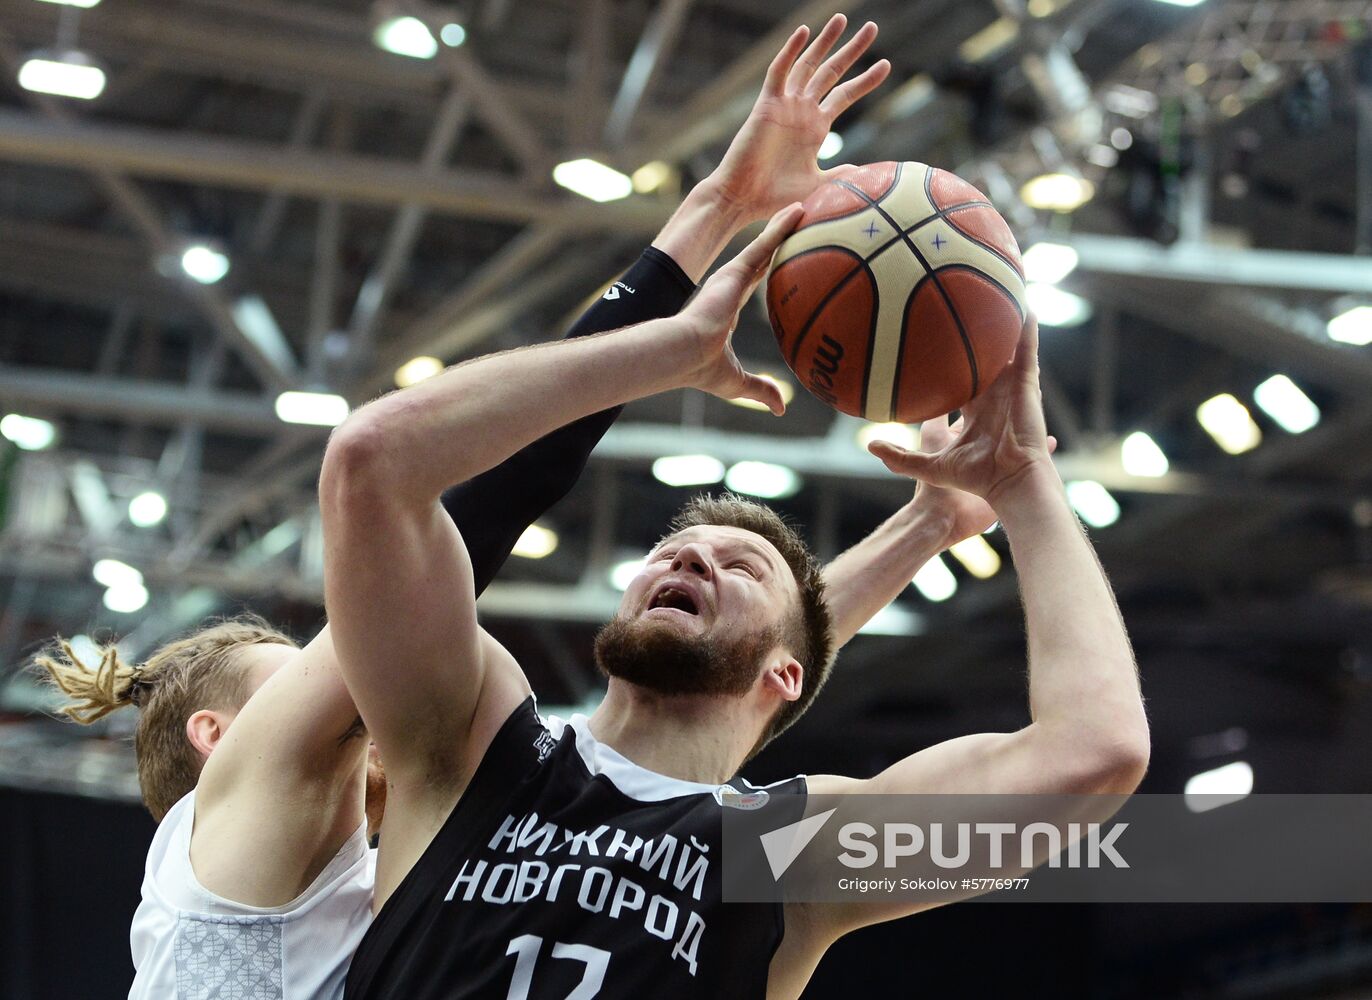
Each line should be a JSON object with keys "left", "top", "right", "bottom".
{"left": 765, "top": 161, "right": 1027, "bottom": 423}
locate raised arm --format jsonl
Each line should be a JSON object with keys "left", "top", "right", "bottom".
{"left": 805, "top": 317, "right": 1149, "bottom": 933}
{"left": 318, "top": 210, "right": 802, "bottom": 887}
{"left": 446, "top": 14, "right": 887, "bottom": 592}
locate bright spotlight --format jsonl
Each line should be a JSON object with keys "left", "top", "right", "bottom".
{"left": 1066, "top": 480, "right": 1120, "bottom": 528}
{"left": 128, "top": 491, "right": 168, "bottom": 527}
{"left": 911, "top": 554, "right": 958, "bottom": 602}
{"left": 1020, "top": 172, "right": 1095, "bottom": 212}
{"left": 395, "top": 356, "right": 444, "bottom": 388}
{"left": 275, "top": 391, "right": 349, "bottom": 427}
{"left": 818, "top": 132, "right": 844, "bottom": 161}
{"left": 1120, "top": 431, "right": 1169, "bottom": 477}
{"left": 1196, "top": 393, "right": 1262, "bottom": 455}
{"left": 1252, "top": 375, "right": 1320, "bottom": 434}
{"left": 374, "top": 16, "right": 439, "bottom": 59}
{"left": 512, "top": 524, "right": 558, "bottom": 559}
{"left": 18, "top": 52, "right": 106, "bottom": 99}
{"left": 0, "top": 413, "right": 57, "bottom": 451}
{"left": 1022, "top": 242, "right": 1080, "bottom": 284}
{"left": 180, "top": 245, "right": 230, "bottom": 284}
{"left": 552, "top": 159, "right": 633, "bottom": 203}
{"left": 609, "top": 558, "right": 645, "bottom": 592}
{"left": 1026, "top": 283, "right": 1091, "bottom": 327}
{"left": 1184, "top": 760, "right": 1253, "bottom": 813}
{"left": 92, "top": 558, "right": 142, "bottom": 589}
{"left": 103, "top": 582, "right": 149, "bottom": 614}
{"left": 652, "top": 455, "right": 725, "bottom": 488}
{"left": 724, "top": 461, "right": 800, "bottom": 499}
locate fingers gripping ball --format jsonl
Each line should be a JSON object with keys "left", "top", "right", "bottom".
{"left": 765, "top": 161, "right": 1027, "bottom": 422}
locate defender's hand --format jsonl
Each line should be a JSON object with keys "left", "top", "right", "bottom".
{"left": 677, "top": 204, "right": 804, "bottom": 415}
{"left": 869, "top": 317, "right": 1057, "bottom": 506}
{"left": 908, "top": 414, "right": 1060, "bottom": 548}
{"left": 709, "top": 15, "right": 890, "bottom": 222}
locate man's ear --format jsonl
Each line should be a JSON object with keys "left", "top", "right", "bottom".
{"left": 763, "top": 657, "right": 803, "bottom": 703}
{"left": 185, "top": 709, "right": 233, "bottom": 761}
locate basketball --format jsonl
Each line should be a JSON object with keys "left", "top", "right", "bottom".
{"left": 765, "top": 161, "right": 1027, "bottom": 423}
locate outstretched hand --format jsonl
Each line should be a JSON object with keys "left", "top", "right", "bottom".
{"left": 677, "top": 204, "right": 804, "bottom": 415}
{"left": 710, "top": 15, "right": 891, "bottom": 221}
{"left": 870, "top": 317, "right": 1058, "bottom": 507}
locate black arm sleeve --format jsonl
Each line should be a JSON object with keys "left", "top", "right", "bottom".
{"left": 442, "top": 246, "right": 696, "bottom": 595}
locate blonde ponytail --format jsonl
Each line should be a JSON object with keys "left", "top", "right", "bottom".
{"left": 30, "top": 614, "right": 297, "bottom": 820}
{"left": 35, "top": 638, "right": 146, "bottom": 724}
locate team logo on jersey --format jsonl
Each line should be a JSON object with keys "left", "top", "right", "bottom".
{"left": 714, "top": 784, "right": 769, "bottom": 810}
{"left": 532, "top": 729, "right": 557, "bottom": 763}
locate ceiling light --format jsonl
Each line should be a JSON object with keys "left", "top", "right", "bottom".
{"left": 729, "top": 373, "right": 795, "bottom": 412}
{"left": 1102, "top": 84, "right": 1158, "bottom": 119}
{"left": 553, "top": 158, "right": 633, "bottom": 203}
{"left": 92, "top": 558, "right": 142, "bottom": 589}
{"left": 395, "top": 356, "right": 444, "bottom": 388}
{"left": 440, "top": 23, "right": 467, "bottom": 47}
{"left": 958, "top": 17, "right": 1019, "bottom": 63}
{"left": 275, "top": 391, "right": 349, "bottom": 427}
{"left": 1026, "top": 0, "right": 1058, "bottom": 17}
{"left": 1022, "top": 242, "right": 1079, "bottom": 284}
{"left": 1327, "top": 305, "right": 1372, "bottom": 346}
{"left": 724, "top": 461, "right": 800, "bottom": 499}
{"left": 180, "top": 245, "right": 230, "bottom": 284}
{"left": 1154, "top": 0, "right": 1206, "bottom": 7}
{"left": 818, "top": 131, "right": 844, "bottom": 161}
{"left": 1066, "top": 480, "right": 1120, "bottom": 528}
{"left": 103, "top": 581, "right": 149, "bottom": 614}
{"left": 632, "top": 160, "right": 674, "bottom": 194}
{"left": 1253, "top": 375, "right": 1320, "bottom": 434}
{"left": 36, "top": 0, "right": 102, "bottom": 6}
{"left": 0, "top": 413, "right": 56, "bottom": 451}
{"left": 610, "top": 557, "right": 645, "bottom": 591}
{"left": 911, "top": 554, "right": 958, "bottom": 601}
{"left": 1026, "top": 283, "right": 1091, "bottom": 326}
{"left": 1184, "top": 760, "right": 1252, "bottom": 813}
{"left": 949, "top": 535, "right": 1001, "bottom": 579}
{"left": 512, "top": 524, "right": 558, "bottom": 559}
{"left": 1110, "top": 127, "right": 1134, "bottom": 150}
{"left": 1197, "top": 393, "right": 1262, "bottom": 455}
{"left": 128, "top": 491, "right": 168, "bottom": 528}
{"left": 18, "top": 52, "right": 106, "bottom": 100}
{"left": 855, "top": 422, "right": 918, "bottom": 452}
{"left": 652, "top": 454, "right": 725, "bottom": 488}
{"left": 1121, "top": 431, "right": 1169, "bottom": 477}
{"left": 1085, "top": 145, "right": 1118, "bottom": 169}
{"left": 374, "top": 16, "right": 438, "bottom": 59}
{"left": 1020, "top": 172, "right": 1095, "bottom": 212}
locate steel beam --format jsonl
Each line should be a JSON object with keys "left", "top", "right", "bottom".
{"left": 0, "top": 366, "right": 285, "bottom": 435}
{"left": 616, "top": 0, "right": 876, "bottom": 171}
{"left": 1067, "top": 233, "right": 1372, "bottom": 294}
{"left": 603, "top": 0, "right": 695, "bottom": 148}
{"left": 0, "top": 109, "right": 668, "bottom": 232}
{"left": 346, "top": 86, "right": 472, "bottom": 360}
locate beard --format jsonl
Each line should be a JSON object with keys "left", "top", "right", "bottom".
{"left": 594, "top": 614, "right": 779, "bottom": 697}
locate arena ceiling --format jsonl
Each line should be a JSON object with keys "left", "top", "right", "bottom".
{"left": 0, "top": 0, "right": 1370, "bottom": 843}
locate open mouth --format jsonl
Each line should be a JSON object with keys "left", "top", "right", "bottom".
{"left": 648, "top": 586, "right": 700, "bottom": 616}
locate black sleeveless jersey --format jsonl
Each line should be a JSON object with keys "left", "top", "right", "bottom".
{"left": 344, "top": 697, "right": 806, "bottom": 1000}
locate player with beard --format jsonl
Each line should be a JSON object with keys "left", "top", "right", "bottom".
{"left": 36, "top": 16, "right": 918, "bottom": 1000}
{"left": 324, "top": 83, "right": 1147, "bottom": 1000}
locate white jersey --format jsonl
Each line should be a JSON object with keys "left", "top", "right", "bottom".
{"left": 129, "top": 790, "right": 375, "bottom": 1000}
